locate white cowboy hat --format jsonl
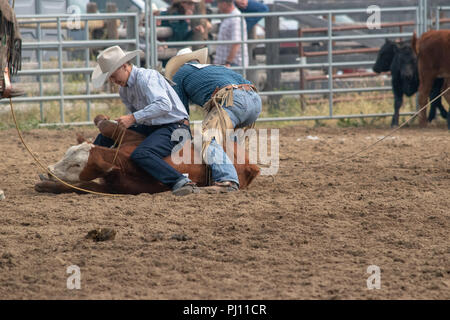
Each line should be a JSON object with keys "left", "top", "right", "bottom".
{"left": 91, "top": 46, "right": 142, "bottom": 89}
{"left": 165, "top": 47, "right": 208, "bottom": 80}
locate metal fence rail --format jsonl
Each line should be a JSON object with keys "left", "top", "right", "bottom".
{"left": 2, "top": 0, "right": 447, "bottom": 126}
{"left": 1, "top": 12, "right": 140, "bottom": 123}
{"left": 149, "top": 5, "right": 419, "bottom": 119}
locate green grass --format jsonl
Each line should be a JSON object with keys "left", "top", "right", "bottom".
{"left": 1, "top": 98, "right": 126, "bottom": 131}
{"left": 1, "top": 85, "right": 447, "bottom": 131}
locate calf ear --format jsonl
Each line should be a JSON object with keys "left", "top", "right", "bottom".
{"left": 79, "top": 150, "right": 118, "bottom": 181}
{"left": 76, "top": 133, "right": 86, "bottom": 144}
{"left": 94, "top": 114, "right": 110, "bottom": 127}
{"left": 76, "top": 133, "right": 93, "bottom": 145}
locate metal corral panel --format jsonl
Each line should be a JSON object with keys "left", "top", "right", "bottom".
{"left": 14, "top": 0, "right": 69, "bottom": 63}
{"left": 12, "top": 0, "right": 36, "bottom": 14}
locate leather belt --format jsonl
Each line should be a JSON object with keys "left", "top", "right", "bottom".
{"left": 178, "top": 119, "right": 190, "bottom": 126}
{"left": 211, "top": 83, "right": 257, "bottom": 97}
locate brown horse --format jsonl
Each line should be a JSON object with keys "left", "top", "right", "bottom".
{"left": 35, "top": 115, "right": 260, "bottom": 195}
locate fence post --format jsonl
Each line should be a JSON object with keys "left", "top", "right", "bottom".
{"left": 240, "top": 15, "right": 246, "bottom": 79}
{"left": 150, "top": 0, "right": 158, "bottom": 69}
{"left": 36, "top": 22, "right": 43, "bottom": 122}
{"left": 85, "top": 15, "right": 91, "bottom": 121}
{"left": 265, "top": 13, "right": 280, "bottom": 111}
{"left": 247, "top": 25, "right": 259, "bottom": 91}
{"left": 134, "top": 11, "right": 140, "bottom": 67}
{"left": 145, "top": 0, "right": 150, "bottom": 68}
{"left": 106, "top": 2, "right": 119, "bottom": 40}
{"left": 57, "top": 17, "right": 64, "bottom": 123}
{"left": 126, "top": 4, "right": 137, "bottom": 53}
{"left": 298, "top": 27, "right": 305, "bottom": 111}
{"left": 327, "top": 12, "right": 333, "bottom": 117}
{"left": 435, "top": 6, "right": 440, "bottom": 30}
{"left": 87, "top": 2, "right": 99, "bottom": 58}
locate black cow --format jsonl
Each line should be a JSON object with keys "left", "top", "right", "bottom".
{"left": 373, "top": 39, "right": 447, "bottom": 127}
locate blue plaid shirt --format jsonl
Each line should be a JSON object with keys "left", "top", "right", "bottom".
{"left": 119, "top": 66, "right": 189, "bottom": 126}
{"left": 171, "top": 63, "right": 251, "bottom": 114}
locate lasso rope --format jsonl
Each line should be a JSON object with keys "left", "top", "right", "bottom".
{"left": 300, "top": 86, "right": 450, "bottom": 168}
{"left": 9, "top": 98, "right": 126, "bottom": 196}
{"left": 7, "top": 0, "right": 128, "bottom": 196}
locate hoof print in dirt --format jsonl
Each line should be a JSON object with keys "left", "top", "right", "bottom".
{"left": 85, "top": 228, "right": 116, "bottom": 242}
{"left": 170, "top": 234, "right": 189, "bottom": 241}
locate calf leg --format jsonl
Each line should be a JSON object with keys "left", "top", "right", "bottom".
{"left": 34, "top": 180, "right": 109, "bottom": 194}
{"left": 391, "top": 90, "right": 403, "bottom": 128}
{"left": 447, "top": 109, "right": 450, "bottom": 130}
{"left": 428, "top": 78, "right": 444, "bottom": 122}
{"left": 95, "top": 118, "right": 145, "bottom": 146}
{"left": 418, "top": 81, "right": 434, "bottom": 127}
{"left": 443, "top": 79, "right": 450, "bottom": 130}
{"left": 417, "top": 64, "right": 437, "bottom": 127}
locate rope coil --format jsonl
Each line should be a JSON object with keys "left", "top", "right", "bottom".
{"left": 9, "top": 98, "right": 125, "bottom": 196}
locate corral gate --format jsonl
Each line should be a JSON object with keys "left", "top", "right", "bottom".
{"left": 1, "top": 0, "right": 448, "bottom": 126}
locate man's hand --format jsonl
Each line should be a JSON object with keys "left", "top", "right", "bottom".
{"left": 194, "top": 24, "right": 205, "bottom": 34}
{"left": 116, "top": 114, "right": 136, "bottom": 129}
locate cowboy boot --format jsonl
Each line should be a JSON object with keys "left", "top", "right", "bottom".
{"left": 1, "top": 66, "right": 24, "bottom": 99}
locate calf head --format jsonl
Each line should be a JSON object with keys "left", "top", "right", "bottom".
{"left": 373, "top": 39, "right": 397, "bottom": 73}
{"left": 48, "top": 142, "right": 115, "bottom": 183}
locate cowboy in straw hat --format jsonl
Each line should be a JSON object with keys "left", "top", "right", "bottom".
{"left": 166, "top": 47, "right": 262, "bottom": 193}
{"left": 91, "top": 45, "right": 199, "bottom": 196}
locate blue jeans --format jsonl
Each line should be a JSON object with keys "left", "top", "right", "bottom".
{"left": 206, "top": 88, "right": 262, "bottom": 186}
{"left": 206, "top": 138, "right": 239, "bottom": 185}
{"left": 224, "top": 89, "right": 262, "bottom": 128}
{"left": 93, "top": 122, "right": 191, "bottom": 191}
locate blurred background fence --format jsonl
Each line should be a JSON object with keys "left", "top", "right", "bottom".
{"left": 1, "top": 0, "right": 449, "bottom": 126}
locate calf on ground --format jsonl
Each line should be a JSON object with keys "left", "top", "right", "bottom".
{"left": 35, "top": 115, "right": 260, "bottom": 195}
{"left": 412, "top": 30, "right": 450, "bottom": 129}
{"left": 373, "top": 38, "right": 448, "bottom": 127}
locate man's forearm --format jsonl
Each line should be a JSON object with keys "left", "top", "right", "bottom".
{"left": 226, "top": 44, "right": 241, "bottom": 64}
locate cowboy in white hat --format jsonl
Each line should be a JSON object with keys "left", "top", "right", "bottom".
{"left": 166, "top": 47, "right": 262, "bottom": 193}
{"left": 91, "top": 45, "right": 198, "bottom": 196}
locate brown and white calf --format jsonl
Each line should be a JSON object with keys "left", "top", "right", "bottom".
{"left": 35, "top": 116, "right": 260, "bottom": 195}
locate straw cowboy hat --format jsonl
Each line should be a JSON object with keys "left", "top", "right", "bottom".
{"left": 165, "top": 47, "right": 208, "bottom": 80}
{"left": 91, "top": 46, "right": 142, "bottom": 89}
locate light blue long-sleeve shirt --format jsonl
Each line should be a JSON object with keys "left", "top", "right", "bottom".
{"left": 119, "top": 66, "right": 189, "bottom": 126}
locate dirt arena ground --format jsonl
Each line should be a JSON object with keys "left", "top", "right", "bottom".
{"left": 0, "top": 122, "right": 449, "bottom": 300}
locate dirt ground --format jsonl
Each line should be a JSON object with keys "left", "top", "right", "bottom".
{"left": 0, "top": 122, "right": 449, "bottom": 300}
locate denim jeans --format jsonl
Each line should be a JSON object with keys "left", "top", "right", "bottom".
{"left": 93, "top": 122, "right": 191, "bottom": 191}
{"left": 224, "top": 89, "right": 262, "bottom": 128}
{"left": 206, "top": 138, "right": 239, "bottom": 185}
{"left": 206, "top": 88, "right": 262, "bottom": 186}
